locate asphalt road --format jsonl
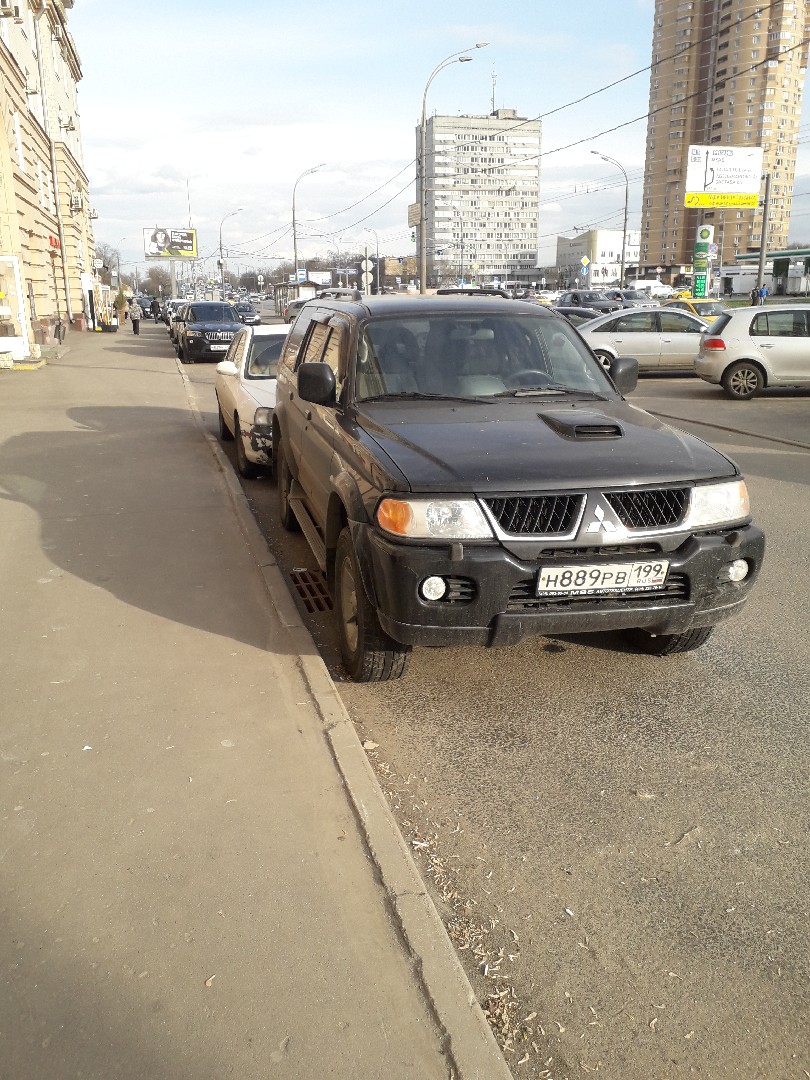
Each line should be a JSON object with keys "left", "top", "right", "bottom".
{"left": 178, "top": 316, "right": 810, "bottom": 1080}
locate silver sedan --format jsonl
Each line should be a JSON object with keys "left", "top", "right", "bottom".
{"left": 578, "top": 307, "right": 708, "bottom": 372}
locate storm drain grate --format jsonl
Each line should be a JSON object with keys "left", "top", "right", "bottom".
{"left": 290, "top": 568, "right": 333, "bottom": 613}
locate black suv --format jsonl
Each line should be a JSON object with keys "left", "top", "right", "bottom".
{"left": 274, "top": 296, "right": 764, "bottom": 681}
{"left": 175, "top": 301, "right": 243, "bottom": 362}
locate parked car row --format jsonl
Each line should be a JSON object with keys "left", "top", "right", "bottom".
{"left": 197, "top": 292, "right": 810, "bottom": 683}
{"left": 161, "top": 299, "right": 263, "bottom": 361}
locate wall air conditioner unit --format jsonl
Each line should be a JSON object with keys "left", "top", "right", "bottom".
{"left": 0, "top": 0, "right": 20, "bottom": 17}
{"left": 70, "top": 192, "right": 83, "bottom": 212}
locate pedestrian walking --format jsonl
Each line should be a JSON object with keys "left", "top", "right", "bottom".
{"left": 750, "top": 286, "right": 759, "bottom": 305}
{"left": 759, "top": 284, "right": 769, "bottom": 305}
{"left": 150, "top": 298, "right": 161, "bottom": 322}
{"left": 129, "top": 299, "right": 144, "bottom": 335}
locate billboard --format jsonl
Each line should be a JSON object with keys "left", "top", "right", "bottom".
{"left": 143, "top": 228, "right": 197, "bottom": 259}
{"left": 684, "top": 146, "right": 764, "bottom": 209}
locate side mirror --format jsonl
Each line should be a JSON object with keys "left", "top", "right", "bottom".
{"left": 297, "top": 362, "right": 336, "bottom": 406}
{"left": 609, "top": 355, "right": 639, "bottom": 395}
{"left": 216, "top": 360, "right": 238, "bottom": 376}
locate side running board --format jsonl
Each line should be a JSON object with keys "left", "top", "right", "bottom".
{"left": 288, "top": 483, "right": 327, "bottom": 571}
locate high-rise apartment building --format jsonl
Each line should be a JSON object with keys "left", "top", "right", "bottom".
{"left": 417, "top": 109, "right": 541, "bottom": 287}
{"left": 640, "top": 0, "right": 810, "bottom": 274}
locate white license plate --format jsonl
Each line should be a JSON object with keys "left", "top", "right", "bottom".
{"left": 210, "top": 343, "right": 229, "bottom": 351}
{"left": 537, "top": 560, "right": 670, "bottom": 596}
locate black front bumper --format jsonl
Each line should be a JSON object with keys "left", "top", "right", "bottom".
{"left": 356, "top": 524, "right": 765, "bottom": 648}
{"left": 184, "top": 337, "right": 235, "bottom": 360}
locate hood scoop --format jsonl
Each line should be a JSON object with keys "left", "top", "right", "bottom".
{"left": 539, "top": 409, "right": 624, "bottom": 441}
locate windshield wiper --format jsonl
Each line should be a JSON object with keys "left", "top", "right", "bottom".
{"left": 360, "top": 391, "right": 484, "bottom": 403}
{"left": 494, "top": 385, "right": 606, "bottom": 398}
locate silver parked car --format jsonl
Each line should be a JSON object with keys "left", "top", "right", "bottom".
{"left": 579, "top": 307, "right": 708, "bottom": 372}
{"left": 694, "top": 305, "right": 810, "bottom": 399}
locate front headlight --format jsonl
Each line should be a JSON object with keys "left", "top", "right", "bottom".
{"left": 683, "top": 479, "right": 750, "bottom": 529}
{"left": 376, "top": 498, "right": 494, "bottom": 540}
{"left": 253, "top": 407, "right": 274, "bottom": 428}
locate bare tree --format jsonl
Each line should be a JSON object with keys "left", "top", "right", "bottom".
{"left": 93, "top": 241, "right": 121, "bottom": 286}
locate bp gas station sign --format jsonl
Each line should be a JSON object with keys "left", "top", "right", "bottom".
{"left": 692, "top": 225, "right": 714, "bottom": 298}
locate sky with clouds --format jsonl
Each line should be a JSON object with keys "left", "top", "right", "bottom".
{"left": 69, "top": 0, "right": 810, "bottom": 278}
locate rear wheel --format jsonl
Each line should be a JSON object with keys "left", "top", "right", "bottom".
{"left": 722, "top": 361, "right": 763, "bottom": 400}
{"left": 233, "top": 414, "right": 262, "bottom": 478}
{"left": 276, "top": 438, "right": 300, "bottom": 531}
{"left": 334, "top": 528, "right": 411, "bottom": 682}
{"left": 593, "top": 349, "right": 613, "bottom": 372}
{"left": 623, "top": 626, "right": 714, "bottom": 655}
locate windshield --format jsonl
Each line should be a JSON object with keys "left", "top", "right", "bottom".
{"left": 355, "top": 313, "right": 615, "bottom": 400}
{"left": 246, "top": 337, "right": 284, "bottom": 378}
{"left": 622, "top": 291, "right": 648, "bottom": 300}
{"left": 189, "top": 304, "right": 239, "bottom": 323}
{"left": 694, "top": 301, "right": 727, "bottom": 316}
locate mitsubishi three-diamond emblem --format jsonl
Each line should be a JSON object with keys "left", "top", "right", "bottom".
{"left": 583, "top": 501, "right": 627, "bottom": 539}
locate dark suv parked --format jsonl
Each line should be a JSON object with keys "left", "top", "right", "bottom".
{"left": 175, "top": 301, "right": 243, "bottom": 362}
{"left": 273, "top": 295, "right": 764, "bottom": 681}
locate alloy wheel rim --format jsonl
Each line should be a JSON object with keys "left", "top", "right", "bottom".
{"left": 732, "top": 369, "right": 757, "bottom": 395}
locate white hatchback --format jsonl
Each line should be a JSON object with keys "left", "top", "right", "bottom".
{"left": 695, "top": 305, "right": 810, "bottom": 399}
{"left": 215, "top": 324, "right": 289, "bottom": 477}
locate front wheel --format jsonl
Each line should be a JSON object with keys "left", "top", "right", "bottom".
{"left": 623, "top": 626, "right": 714, "bottom": 655}
{"left": 334, "top": 528, "right": 411, "bottom": 682}
{"left": 217, "top": 401, "right": 234, "bottom": 442}
{"left": 233, "top": 414, "right": 262, "bottom": 478}
{"left": 722, "top": 361, "right": 763, "bottom": 400}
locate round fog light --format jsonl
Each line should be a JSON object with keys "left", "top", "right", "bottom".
{"left": 722, "top": 559, "right": 749, "bottom": 583}
{"left": 420, "top": 576, "right": 447, "bottom": 601}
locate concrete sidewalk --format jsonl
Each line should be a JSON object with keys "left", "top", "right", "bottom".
{"left": 0, "top": 325, "right": 509, "bottom": 1080}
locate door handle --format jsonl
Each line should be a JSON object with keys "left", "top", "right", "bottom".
{"left": 760, "top": 343, "right": 774, "bottom": 348}
{"left": 289, "top": 391, "right": 294, "bottom": 399}
{"left": 305, "top": 410, "right": 312, "bottom": 420}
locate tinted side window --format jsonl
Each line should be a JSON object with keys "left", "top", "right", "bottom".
{"left": 591, "top": 317, "right": 619, "bottom": 333}
{"left": 755, "top": 310, "right": 809, "bottom": 337}
{"left": 659, "top": 311, "right": 702, "bottom": 334}
{"left": 280, "top": 309, "right": 315, "bottom": 371}
{"left": 615, "top": 312, "right": 655, "bottom": 333}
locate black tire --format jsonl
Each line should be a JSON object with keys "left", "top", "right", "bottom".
{"left": 276, "top": 438, "right": 300, "bottom": 531}
{"left": 233, "top": 414, "right": 261, "bottom": 478}
{"left": 623, "top": 626, "right": 714, "bottom": 655}
{"left": 334, "top": 527, "right": 411, "bottom": 682}
{"left": 721, "top": 361, "right": 763, "bottom": 400}
{"left": 217, "top": 401, "right": 234, "bottom": 441}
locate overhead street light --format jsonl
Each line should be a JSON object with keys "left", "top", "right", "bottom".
{"left": 419, "top": 43, "right": 488, "bottom": 295}
{"left": 219, "top": 208, "right": 243, "bottom": 298}
{"left": 292, "top": 164, "right": 326, "bottom": 286}
{"left": 591, "top": 150, "right": 629, "bottom": 288}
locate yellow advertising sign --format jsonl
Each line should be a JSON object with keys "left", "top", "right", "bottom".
{"left": 685, "top": 192, "right": 759, "bottom": 208}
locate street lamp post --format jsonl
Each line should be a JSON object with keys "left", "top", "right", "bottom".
{"left": 591, "top": 150, "right": 629, "bottom": 288}
{"left": 292, "top": 164, "right": 326, "bottom": 288}
{"left": 419, "top": 43, "right": 488, "bottom": 295}
{"left": 219, "top": 209, "right": 243, "bottom": 299}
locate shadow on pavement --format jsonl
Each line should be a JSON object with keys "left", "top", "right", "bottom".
{"left": 0, "top": 404, "right": 285, "bottom": 652}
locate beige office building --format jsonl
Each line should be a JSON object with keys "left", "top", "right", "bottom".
{"left": 640, "top": 0, "right": 810, "bottom": 277}
{"left": 418, "top": 109, "right": 542, "bottom": 287}
{"left": 0, "top": 0, "right": 93, "bottom": 363}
